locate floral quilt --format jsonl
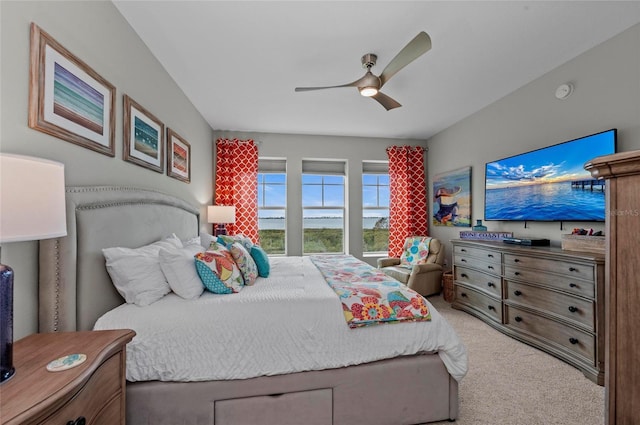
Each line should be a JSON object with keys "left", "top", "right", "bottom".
{"left": 310, "top": 255, "right": 431, "bottom": 328}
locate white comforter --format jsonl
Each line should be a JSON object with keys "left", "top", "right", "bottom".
{"left": 94, "top": 256, "right": 468, "bottom": 382}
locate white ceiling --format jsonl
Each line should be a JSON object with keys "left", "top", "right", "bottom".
{"left": 113, "top": 1, "right": 640, "bottom": 140}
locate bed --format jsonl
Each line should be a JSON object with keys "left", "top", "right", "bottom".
{"left": 39, "top": 186, "right": 467, "bottom": 425}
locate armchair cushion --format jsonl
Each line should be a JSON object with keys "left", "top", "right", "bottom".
{"left": 399, "top": 236, "right": 432, "bottom": 266}
{"left": 378, "top": 237, "right": 444, "bottom": 296}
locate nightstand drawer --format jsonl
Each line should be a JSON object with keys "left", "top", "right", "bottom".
{"left": 41, "top": 353, "right": 122, "bottom": 425}
{"left": 505, "top": 306, "right": 595, "bottom": 363}
{"left": 455, "top": 285, "right": 502, "bottom": 323}
{"left": 455, "top": 266, "right": 501, "bottom": 298}
{"left": 504, "top": 281, "right": 594, "bottom": 330}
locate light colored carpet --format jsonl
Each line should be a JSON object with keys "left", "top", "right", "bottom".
{"left": 428, "top": 294, "right": 604, "bottom": 425}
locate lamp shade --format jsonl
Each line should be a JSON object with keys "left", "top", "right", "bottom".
{"left": 0, "top": 154, "right": 67, "bottom": 243}
{"left": 207, "top": 205, "right": 236, "bottom": 224}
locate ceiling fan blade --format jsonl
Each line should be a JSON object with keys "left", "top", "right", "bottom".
{"left": 295, "top": 75, "right": 367, "bottom": 92}
{"left": 371, "top": 91, "right": 402, "bottom": 110}
{"left": 379, "top": 31, "right": 431, "bottom": 88}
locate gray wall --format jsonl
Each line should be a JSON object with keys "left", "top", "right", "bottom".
{"left": 1, "top": 1, "right": 214, "bottom": 339}
{"left": 427, "top": 23, "right": 640, "bottom": 266}
{"left": 213, "top": 130, "right": 427, "bottom": 266}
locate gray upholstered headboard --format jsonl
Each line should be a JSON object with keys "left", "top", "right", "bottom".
{"left": 39, "top": 186, "right": 200, "bottom": 332}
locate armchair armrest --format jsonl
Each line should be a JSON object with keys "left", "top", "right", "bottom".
{"left": 377, "top": 258, "right": 401, "bottom": 268}
{"left": 412, "top": 263, "right": 443, "bottom": 275}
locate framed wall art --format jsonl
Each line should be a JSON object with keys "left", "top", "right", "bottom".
{"left": 123, "top": 94, "right": 164, "bottom": 173}
{"left": 28, "top": 23, "right": 115, "bottom": 156}
{"left": 432, "top": 166, "right": 472, "bottom": 227}
{"left": 166, "top": 128, "right": 191, "bottom": 183}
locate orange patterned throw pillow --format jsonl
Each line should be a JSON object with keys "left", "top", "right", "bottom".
{"left": 194, "top": 242, "right": 244, "bottom": 294}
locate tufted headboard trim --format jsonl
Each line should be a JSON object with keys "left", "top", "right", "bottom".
{"left": 39, "top": 186, "right": 200, "bottom": 332}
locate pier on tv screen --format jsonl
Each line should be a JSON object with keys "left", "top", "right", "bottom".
{"left": 484, "top": 129, "right": 616, "bottom": 222}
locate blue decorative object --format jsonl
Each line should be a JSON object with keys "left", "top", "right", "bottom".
{"left": 0, "top": 264, "right": 14, "bottom": 383}
{"left": 472, "top": 220, "right": 488, "bottom": 231}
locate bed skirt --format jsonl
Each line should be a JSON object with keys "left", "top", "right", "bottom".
{"left": 127, "top": 351, "right": 458, "bottom": 425}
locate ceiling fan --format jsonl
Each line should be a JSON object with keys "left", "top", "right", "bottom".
{"left": 295, "top": 31, "right": 431, "bottom": 111}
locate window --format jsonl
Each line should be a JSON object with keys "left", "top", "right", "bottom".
{"left": 257, "top": 159, "right": 286, "bottom": 255}
{"left": 302, "top": 160, "right": 346, "bottom": 254}
{"left": 362, "top": 161, "right": 389, "bottom": 255}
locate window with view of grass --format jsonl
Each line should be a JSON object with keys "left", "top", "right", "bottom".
{"left": 257, "top": 159, "right": 286, "bottom": 255}
{"left": 362, "top": 161, "right": 389, "bottom": 255}
{"left": 302, "top": 160, "right": 346, "bottom": 254}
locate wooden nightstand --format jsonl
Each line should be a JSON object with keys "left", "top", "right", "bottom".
{"left": 0, "top": 329, "right": 135, "bottom": 425}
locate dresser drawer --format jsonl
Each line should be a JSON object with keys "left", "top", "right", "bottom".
{"left": 455, "top": 266, "right": 501, "bottom": 298}
{"left": 504, "top": 254, "right": 594, "bottom": 281}
{"left": 454, "top": 245, "right": 501, "bottom": 264}
{"left": 504, "top": 281, "right": 594, "bottom": 330}
{"left": 455, "top": 255, "right": 501, "bottom": 275}
{"left": 505, "top": 306, "right": 595, "bottom": 363}
{"left": 41, "top": 353, "right": 122, "bottom": 425}
{"left": 503, "top": 265, "right": 595, "bottom": 298}
{"left": 455, "top": 285, "right": 502, "bottom": 323}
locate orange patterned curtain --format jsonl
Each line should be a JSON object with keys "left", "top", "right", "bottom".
{"left": 386, "top": 145, "right": 428, "bottom": 258}
{"left": 214, "top": 138, "right": 260, "bottom": 244}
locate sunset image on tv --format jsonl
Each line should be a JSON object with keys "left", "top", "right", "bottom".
{"left": 485, "top": 130, "right": 615, "bottom": 221}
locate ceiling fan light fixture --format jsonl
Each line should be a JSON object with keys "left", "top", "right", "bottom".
{"left": 359, "top": 87, "right": 378, "bottom": 97}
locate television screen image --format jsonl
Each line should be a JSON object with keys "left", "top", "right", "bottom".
{"left": 485, "top": 129, "right": 616, "bottom": 222}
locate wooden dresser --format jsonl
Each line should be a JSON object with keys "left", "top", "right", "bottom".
{"left": 452, "top": 240, "right": 605, "bottom": 384}
{"left": 0, "top": 329, "right": 135, "bottom": 425}
{"left": 586, "top": 150, "right": 640, "bottom": 425}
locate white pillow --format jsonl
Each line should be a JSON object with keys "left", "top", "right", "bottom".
{"left": 200, "top": 231, "right": 216, "bottom": 249}
{"left": 159, "top": 243, "right": 205, "bottom": 299}
{"left": 103, "top": 237, "right": 182, "bottom": 306}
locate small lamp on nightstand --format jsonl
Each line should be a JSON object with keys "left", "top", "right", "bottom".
{"left": 207, "top": 205, "right": 236, "bottom": 236}
{"left": 0, "top": 154, "right": 67, "bottom": 383}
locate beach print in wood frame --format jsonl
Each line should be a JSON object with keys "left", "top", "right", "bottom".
{"left": 123, "top": 95, "right": 164, "bottom": 173}
{"left": 166, "top": 128, "right": 191, "bottom": 183}
{"left": 432, "top": 166, "right": 472, "bottom": 227}
{"left": 28, "top": 23, "right": 115, "bottom": 156}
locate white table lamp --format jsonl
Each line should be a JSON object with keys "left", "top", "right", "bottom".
{"left": 0, "top": 153, "right": 67, "bottom": 383}
{"left": 207, "top": 205, "right": 236, "bottom": 236}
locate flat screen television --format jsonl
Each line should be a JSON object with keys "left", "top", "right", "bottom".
{"left": 484, "top": 129, "right": 616, "bottom": 222}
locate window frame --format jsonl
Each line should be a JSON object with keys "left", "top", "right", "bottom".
{"left": 302, "top": 172, "right": 346, "bottom": 255}
{"left": 362, "top": 167, "right": 390, "bottom": 256}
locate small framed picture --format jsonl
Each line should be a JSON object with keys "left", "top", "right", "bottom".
{"left": 166, "top": 128, "right": 191, "bottom": 183}
{"left": 28, "top": 23, "right": 115, "bottom": 156}
{"left": 123, "top": 94, "right": 164, "bottom": 173}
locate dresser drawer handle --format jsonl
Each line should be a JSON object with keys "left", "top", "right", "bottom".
{"left": 514, "top": 290, "right": 522, "bottom": 296}
{"left": 488, "top": 305, "right": 496, "bottom": 311}
{"left": 488, "top": 254, "right": 494, "bottom": 258}
{"left": 515, "top": 316, "right": 523, "bottom": 322}
{"left": 569, "top": 267, "right": 578, "bottom": 272}
{"left": 461, "top": 248, "right": 467, "bottom": 252}
{"left": 514, "top": 258, "right": 520, "bottom": 263}
{"left": 514, "top": 271, "right": 521, "bottom": 276}
{"left": 569, "top": 338, "right": 579, "bottom": 345}
{"left": 461, "top": 258, "right": 467, "bottom": 262}
{"left": 568, "top": 306, "right": 579, "bottom": 313}
{"left": 487, "top": 265, "right": 494, "bottom": 270}
{"left": 460, "top": 292, "right": 468, "bottom": 298}
{"left": 67, "top": 417, "right": 86, "bottom": 425}
{"left": 461, "top": 273, "right": 469, "bottom": 278}
{"left": 487, "top": 282, "right": 495, "bottom": 288}
{"left": 569, "top": 283, "right": 577, "bottom": 288}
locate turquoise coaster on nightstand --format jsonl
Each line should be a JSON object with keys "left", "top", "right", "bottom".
{"left": 46, "top": 353, "right": 87, "bottom": 372}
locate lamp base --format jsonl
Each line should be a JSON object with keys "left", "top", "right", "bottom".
{"left": 0, "top": 263, "right": 15, "bottom": 384}
{"left": 214, "top": 224, "right": 227, "bottom": 237}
